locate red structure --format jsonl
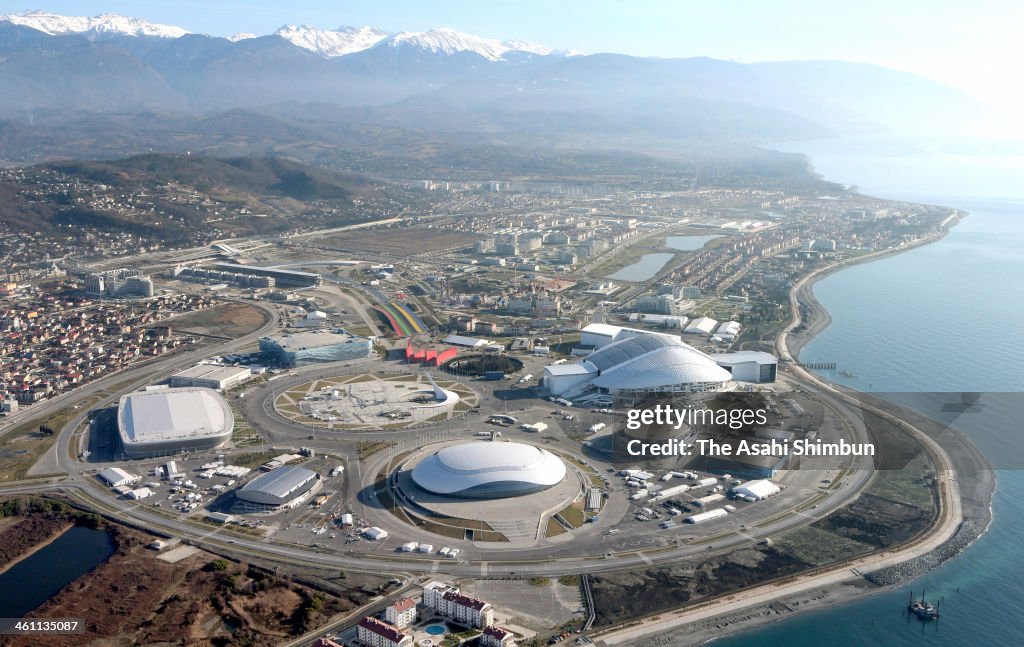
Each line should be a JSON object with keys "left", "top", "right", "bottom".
{"left": 435, "top": 347, "right": 457, "bottom": 366}
{"left": 404, "top": 342, "right": 457, "bottom": 367}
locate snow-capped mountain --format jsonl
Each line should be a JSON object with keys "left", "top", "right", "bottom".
{"left": 275, "top": 24, "right": 390, "bottom": 57}
{"left": 0, "top": 11, "right": 573, "bottom": 60}
{"left": 380, "top": 27, "right": 569, "bottom": 61}
{"left": 0, "top": 10, "right": 188, "bottom": 38}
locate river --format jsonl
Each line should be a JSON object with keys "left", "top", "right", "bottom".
{"left": 715, "top": 139, "right": 1024, "bottom": 646}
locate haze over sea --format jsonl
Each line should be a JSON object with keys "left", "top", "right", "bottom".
{"left": 715, "top": 137, "right": 1024, "bottom": 646}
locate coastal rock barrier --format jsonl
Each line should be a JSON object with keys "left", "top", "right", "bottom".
{"left": 864, "top": 520, "right": 979, "bottom": 586}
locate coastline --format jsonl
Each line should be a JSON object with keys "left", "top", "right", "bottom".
{"left": 781, "top": 208, "right": 963, "bottom": 363}
{"left": 593, "top": 206, "right": 996, "bottom": 647}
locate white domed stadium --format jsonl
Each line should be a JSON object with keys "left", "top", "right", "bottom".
{"left": 411, "top": 441, "right": 567, "bottom": 499}
{"left": 588, "top": 334, "right": 733, "bottom": 393}
{"left": 543, "top": 325, "right": 733, "bottom": 397}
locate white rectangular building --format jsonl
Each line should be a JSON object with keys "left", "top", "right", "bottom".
{"left": 714, "top": 351, "right": 778, "bottom": 383}
{"left": 169, "top": 364, "right": 252, "bottom": 390}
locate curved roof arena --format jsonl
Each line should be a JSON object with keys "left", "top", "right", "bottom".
{"left": 237, "top": 466, "right": 319, "bottom": 506}
{"left": 117, "top": 387, "right": 233, "bottom": 458}
{"left": 586, "top": 333, "right": 732, "bottom": 390}
{"left": 411, "top": 442, "right": 567, "bottom": 499}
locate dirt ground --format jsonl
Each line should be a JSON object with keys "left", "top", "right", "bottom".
{"left": 166, "top": 302, "right": 269, "bottom": 339}
{"left": 1, "top": 521, "right": 380, "bottom": 647}
{"left": 0, "top": 515, "right": 71, "bottom": 571}
{"left": 589, "top": 546, "right": 812, "bottom": 627}
{"left": 317, "top": 226, "right": 477, "bottom": 256}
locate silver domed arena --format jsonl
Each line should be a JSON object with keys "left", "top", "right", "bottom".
{"left": 410, "top": 441, "right": 567, "bottom": 499}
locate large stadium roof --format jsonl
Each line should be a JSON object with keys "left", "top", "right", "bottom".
{"left": 587, "top": 334, "right": 732, "bottom": 389}
{"left": 117, "top": 387, "right": 232, "bottom": 446}
{"left": 411, "top": 442, "right": 566, "bottom": 498}
{"left": 237, "top": 466, "right": 318, "bottom": 505}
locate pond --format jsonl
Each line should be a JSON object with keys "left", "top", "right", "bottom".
{"left": 665, "top": 234, "right": 722, "bottom": 250}
{"left": 0, "top": 525, "right": 115, "bottom": 618}
{"left": 606, "top": 252, "right": 675, "bottom": 282}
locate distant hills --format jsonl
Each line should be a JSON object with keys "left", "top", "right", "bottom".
{"left": 0, "top": 10, "right": 996, "bottom": 168}
{"left": 0, "top": 154, "right": 378, "bottom": 242}
{"left": 47, "top": 155, "right": 369, "bottom": 202}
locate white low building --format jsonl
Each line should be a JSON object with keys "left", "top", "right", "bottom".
{"left": 363, "top": 526, "right": 389, "bottom": 540}
{"left": 127, "top": 487, "right": 153, "bottom": 500}
{"left": 714, "top": 351, "right": 778, "bottom": 383}
{"left": 684, "top": 317, "right": 718, "bottom": 335}
{"left": 98, "top": 467, "right": 140, "bottom": 488}
{"left": 715, "top": 320, "right": 742, "bottom": 339}
{"left": 732, "top": 479, "right": 780, "bottom": 501}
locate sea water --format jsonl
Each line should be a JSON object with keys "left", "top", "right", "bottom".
{"left": 714, "top": 139, "right": 1024, "bottom": 646}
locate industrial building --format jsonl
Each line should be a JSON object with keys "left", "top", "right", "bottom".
{"left": 213, "top": 263, "right": 321, "bottom": 288}
{"left": 98, "top": 467, "right": 141, "bottom": 487}
{"left": 117, "top": 387, "right": 233, "bottom": 458}
{"left": 543, "top": 325, "right": 733, "bottom": 397}
{"left": 170, "top": 266, "right": 275, "bottom": 288}
{"left": 411, "top": 442, "right": 566, "bottom": 499}
{"left": 684, "top": 317, "right": 718, "bottom": 335}
{"left": 714, "top": 320, "right": 742, "bottom": 340}
{"left": 732, "top": 479, "right": 781, "bottom": 501}
{"left": 686, "top": 508, "right": 728, "bottom": 524}
{"left": 234, "top": 465, "right": 320, "bottom": 512}
{"left": 713, "top": 351, "right": 778, "bottom": 383}
{"left": 169, "top": 364, "right": 252, "bottom": 390}
{"left": 703, "top": 445, "right": 788, "bottom": 479}
{"left": 627, "top": 313, "right": 689, "bottom": 328}
{"left": 442, "top": 334, "right": 490, "bottom": 348}
{"left": 259, "top": 329, "right": 372, "bottom": 366}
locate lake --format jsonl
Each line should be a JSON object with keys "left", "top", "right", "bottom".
{"left": 0, "top": 525, "right": 115, "bottom": 618}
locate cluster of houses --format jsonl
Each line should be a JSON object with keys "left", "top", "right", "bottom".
{"left": 0, "top": 289, "right": 211, "bottom": 410}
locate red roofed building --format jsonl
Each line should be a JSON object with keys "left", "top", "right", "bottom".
{"left": 313, "top": 637, "right": 346, "bottom": 647}
{"left": 422, "top": 581, "right": 494, "bottom": 628}
{"left": 481, "top": 626, "right": 516, "bottom": 647}
{"left": 356, "top": 616, "right": 412, "bottom": 647}
{"left": 384, "top": 597, "right": 417, "bottom": 629}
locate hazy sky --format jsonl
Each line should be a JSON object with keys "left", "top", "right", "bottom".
{"left": 2, "top": 0, "right": 1021, "bottom": 111}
